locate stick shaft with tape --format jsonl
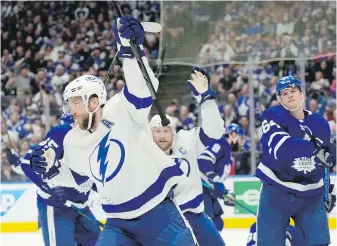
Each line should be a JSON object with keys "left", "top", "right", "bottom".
{"left": 202, "top": 180, "right": 257, "bottom": 216}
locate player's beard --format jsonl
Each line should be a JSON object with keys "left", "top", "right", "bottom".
{"left": 79, "top": 113, "right": 96, "bottom": 130}
{"left": 157, "top": 140, "right": 172, "bottom": 152}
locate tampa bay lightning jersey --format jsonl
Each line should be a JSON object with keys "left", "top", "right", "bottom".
{"left": 247, "top": 222, "right": 306, "bottom": 246}
{"left": 169, "top": 100, "right": 224, "bottom": 214}
{"left": 62, "top": 57, "right": 193, "bottom": 219}
{"left": 198, "top": 137, "right": 232, "bottom": 184}
{"left": 20, "top": 124, "right": 93, "bottom": 206}
{"left": 255, "top": 105, "right": 331, "bottom": 196}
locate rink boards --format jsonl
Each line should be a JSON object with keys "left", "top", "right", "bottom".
{"left": 1, "top": 175, "right": 336, "bottom": 232}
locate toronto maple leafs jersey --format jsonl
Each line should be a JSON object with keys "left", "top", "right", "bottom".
{"left": 197, "top": 137, "right": 232, "bottom": 185}
{"left": 169, "top": 100, "right": 224, "bottom": 214}
{"left": 63, "top": 57, "right": 191, "bottom": 219}
{"left": 255, "top": 105, "right": 331, "bottom": 196}
{"left": 20, "top": 124, "right": 93, "bottom": 206}
{"left": 247, "top": 222, "right": 305, "bottom": 246}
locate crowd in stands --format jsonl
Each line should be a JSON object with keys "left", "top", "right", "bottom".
{"left": 1, "top": 1, "right": 336, "bottom": 181}
{"left": 197, "top": 1, "right": 336, "bottom": 63}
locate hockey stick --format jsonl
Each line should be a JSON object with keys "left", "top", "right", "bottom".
{"left": 1, "top": 112, "right": 15, "bottom": 151}
{"left": 324, "top": 167, "right": 330, "bottom": 202}
{"left": 103, "top": 51, "right": 119, "bottom": 85}
{"left": 202, "top": 180, "right": 257, "bottom": 216}
{"left": 155, "top": 44, "right": 168, "bottom": 78}
{"left": 65, "top": 201, "right": 105, "bottom": 228}
{"left": 110, "top": 1, "right": 170, "bottom": 126}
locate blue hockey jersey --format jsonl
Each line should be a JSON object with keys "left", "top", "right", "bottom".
{"left": 255, "top": 105, "right": 331, "bottom": 196}
{"left": 198, "top": 137, "right": 232, "bottom": 183}
{"left": 20, "top": 124, "right": 93, "bottom": 206}
{"left": 247, "top": 222, "right": 306, "bottom": 246}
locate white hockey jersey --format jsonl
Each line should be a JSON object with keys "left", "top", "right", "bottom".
{"left": 63, "top": 58, "right": 191, "bottom": 219}
{"left": 169, "top": 100, "right": 224, "bottom": 214}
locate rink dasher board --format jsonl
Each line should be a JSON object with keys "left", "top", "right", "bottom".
{"left": 1, "top": 175, "right": 336, "bottom": 232}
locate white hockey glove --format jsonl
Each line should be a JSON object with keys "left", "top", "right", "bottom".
{"left": 186, "top": 67, "right": 216, "bottom": 105}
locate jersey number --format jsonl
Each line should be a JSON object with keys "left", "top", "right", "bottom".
{"left": 261, "top": 120, "right": 281, "bottom": 134}
{"left": 39, "top": 137, "right": 59, "bottom": 150}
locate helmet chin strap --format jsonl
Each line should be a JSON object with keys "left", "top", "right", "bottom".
{"left": 277, "top": 93, "right": 305, "bottom": 112}
{"left": 85, "top": 104, "right": 101, "bottom": 130}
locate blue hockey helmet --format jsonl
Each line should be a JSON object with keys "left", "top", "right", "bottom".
{"left": 276, "top": 76, "right": 302, "bottom": 95}
{"left": 60, "top": 113, "right": 74, "bottom": 125}
{"left": 225, "top": 123, "right": 244, "bottom": 136}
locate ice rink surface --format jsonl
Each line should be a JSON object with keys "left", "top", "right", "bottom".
{"left": 1, "top": 229, "right": 336, "bottom": 246}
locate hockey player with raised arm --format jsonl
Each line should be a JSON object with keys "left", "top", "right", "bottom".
{"left": 197, "top": 123, "right": 243, "bottom": 231}
{"left": 21, "top": 114, "right": 100, "bottom": 246}
{"left": 30, "top": 16, "right": 196, "bottom": 245}
{"left": 149, "top": 67, "right": 225, "bottom": 246}
{"left": 255, "top": 75, "right": 336, "bottom": 246}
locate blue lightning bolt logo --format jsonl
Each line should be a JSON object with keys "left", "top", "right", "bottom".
{"left": 97, "top": 132, "right": 110, "bottom": 185}
{"left": 89, "top": 131, "right": 126, "bottom": 185}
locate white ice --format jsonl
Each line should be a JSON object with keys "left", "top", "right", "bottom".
{"left": 1, "top": 229, "right": 336, "bottom": 246}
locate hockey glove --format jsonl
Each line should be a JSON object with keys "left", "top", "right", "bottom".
{"left": 186, "top": 67, "right": 216, "bottom": 105}
{"left": 325, "top": 184, "right": 336, "bottom": 213}
{"left": 51, "top": 186, "right": 68, "bottom": 208}
{"left": 209, "top": 175, "right": 229, "bottom": 199}
{"left": 224, "top": 192, "right": 236, "bottom": 207}
{"left": 30, "top": 146, "right": 56, "bottom": 174}
{"left": 316, "top": 144, "right": 336, "bottom": 168}
{"left": 6, "top": 148, "right": 21, "bottom": 167}
{"left": 112, "top": 16, "right": 145, "bottom": 59}
{"left": 310, "top": 136, "right": 323, "bottom": 156}
{"left": 30, "top": 146, "right": 48, "bottom": 174}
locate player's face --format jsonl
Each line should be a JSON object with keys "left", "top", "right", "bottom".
{"left": 68, "top": 97, "right": 90, "bottom": 130}
{"left": 152, "top": 126, "right": 174, "bottom": 151}
{"left": 279, "top": 87, "right": 302, "bottom": 110}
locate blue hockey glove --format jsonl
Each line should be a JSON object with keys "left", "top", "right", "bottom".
{"left": 112, "top": 16, "right": 145, "bottom": 59}
{"left": 6, "top": 148, "right": 21, "bottom": 167}
{"left": 310, "top": 136, "right": 323, "bottom": 156}
{"left": 326, "top": 143, "right": 336, "bottom": 167}
{"left": 30, "top": 146, "right": 48, "bottom": 174}
{"left": 186, "top": 67, "right": 216, "bottom": 105}
{"left": 51, "top": 186, "right": 68, "bottom": 208}
{"left": 209, "top": 175, "right": 228, "bottom": 199}
{"left": 224, "top": 192, "right": 236, "bottom": 207}
{"left": 325, "top": 184, "right": 336, "bottom": 213}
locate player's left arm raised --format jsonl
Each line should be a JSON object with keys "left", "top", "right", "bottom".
{"left": 112, "top": 16, "right": 159, "bottom": 126}
{"left": 186, "top": 68, "right": 224, "bottom": 151}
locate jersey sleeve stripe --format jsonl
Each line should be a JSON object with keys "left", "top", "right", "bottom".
{"left": 267, "top": 132, "right": 289, "bottom": 147}
{"left": 274, "top": 136, "right": 290, "bottom": 159}
{"left": 198, "top": 155, "right": 215, "bottom": 163}
{"left": 123, "top": 84, "right": 153, "bottom": 109}
{"left": 179, "top": 194, "right": 203, "bottom": 212}
{"left": 199, "top": 127, "right": 217, "bottom": 147}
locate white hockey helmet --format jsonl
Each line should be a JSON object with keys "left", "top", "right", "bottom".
{"left": 150, "top": 114, "right": 177, "bottom": 150}
{"left": 63, "top": 75, "right": 107, "bottom": 129}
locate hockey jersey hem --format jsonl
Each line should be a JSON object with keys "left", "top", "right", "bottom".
{"left": 102, "top": 175, "right": 182, "bottom": 219}
{"left": 179, "top": 193, "right": 204, "bottom": 214}
{"left": 256, "top": 162, "right": 324, "bottom": 196}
